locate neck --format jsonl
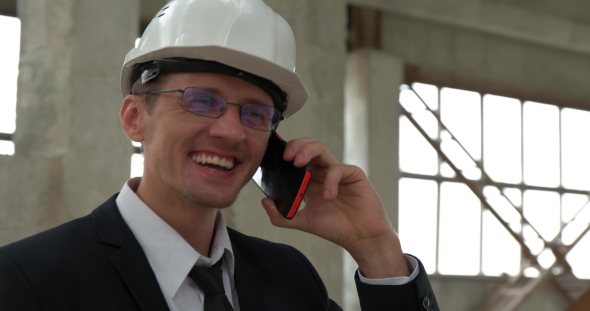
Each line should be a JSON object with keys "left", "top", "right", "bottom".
{"left": 132, "top": 176, "right": 218, "bottom": 257}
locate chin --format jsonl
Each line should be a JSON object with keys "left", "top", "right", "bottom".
{"left": 185, "top": 191, "right": 239, "bottom": 209}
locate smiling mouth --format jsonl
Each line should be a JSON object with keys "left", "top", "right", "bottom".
{"left": 191, "top": 153, "right": 236, "bottom": 171}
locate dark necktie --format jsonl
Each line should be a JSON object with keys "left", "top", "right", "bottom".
{"left": 188, "top": 259, "right": 234, "bottom": 311}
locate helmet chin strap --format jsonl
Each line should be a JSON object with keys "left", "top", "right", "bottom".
{"left": 132, "top": 58, "right": 289, "bottom": 117}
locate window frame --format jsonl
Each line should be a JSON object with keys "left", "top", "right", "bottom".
{"left": 401, "top": 64, "right": 590, "bottom": 277}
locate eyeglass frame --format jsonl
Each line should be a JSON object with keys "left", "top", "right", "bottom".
{"left": 134, "top": 87, "right": 283, "bottom": 131}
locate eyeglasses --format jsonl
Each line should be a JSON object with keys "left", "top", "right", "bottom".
{"left": 138, "top": 87, "right": 282, "bottom": 131}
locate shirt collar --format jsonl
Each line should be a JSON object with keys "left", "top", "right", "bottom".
{"left": 116, "top": 178, "right": 235, "bottom": 298}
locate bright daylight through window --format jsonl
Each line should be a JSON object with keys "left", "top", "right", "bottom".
{"left": 398, "top": 83, "right": 590, "bottom": 279}
{"left": 130, "top": 37, "right": 143, "bottom": 177}
{"left": 0, "top": 15, "right": 21, "bottom": 156}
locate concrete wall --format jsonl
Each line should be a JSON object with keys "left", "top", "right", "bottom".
{"left": 343, "top": 49, "right": 405, "bottom": 311}
{"left": 0, "top": 0, "right": 138, "bottom": 246}
{"left": 225, "top": 0, "right": 348, "bottom": 306}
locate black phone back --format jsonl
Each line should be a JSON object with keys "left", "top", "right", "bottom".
{"left": 252, "top": 132, "right": 311, "bottom": 218}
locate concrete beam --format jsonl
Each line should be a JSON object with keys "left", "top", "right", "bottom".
{"left": 348, "top": 0, "right": 590, "bottom": 56}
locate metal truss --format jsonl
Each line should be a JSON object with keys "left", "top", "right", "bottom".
{"left": 400, "top": 86, "right": 590, "bottom": 311}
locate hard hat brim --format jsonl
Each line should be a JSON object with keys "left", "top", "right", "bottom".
{"left": 121, "top": 46, "right": 309, "bottom": 118}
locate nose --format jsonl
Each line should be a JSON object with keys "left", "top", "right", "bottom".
{"left": 208, "top": 104, "right": 246, "bottom": 143}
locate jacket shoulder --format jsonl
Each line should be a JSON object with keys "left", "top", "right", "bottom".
{"left": 0, "top": 194, "right": 122, "bottom": 276}
{"left": 0, "top": 214, "right": 96, "bottom": 258}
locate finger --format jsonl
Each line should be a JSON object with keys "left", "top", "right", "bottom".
{"left": 292, "top": 141, "right": 338, "bottom": 168}
{"left": 323, "top": 165, "right": 344, "bottom": 201}
{"left": 261, "top": 198, "right": 307, "bottom": 230}
{"left": 283, "top": 138, "right": 315, "bottom": 161}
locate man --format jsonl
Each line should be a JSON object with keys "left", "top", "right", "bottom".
{"left": 0, "top": 0, "right": 439, "bottom": 310}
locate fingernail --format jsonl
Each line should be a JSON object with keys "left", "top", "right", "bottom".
{"left": 296, "top": 154, "right": 304, "bottom": 162}
{"left": 285, "top": 148, "right": 294, "bottom": 157}
{"left": 323, "top": 189, "right": 331, "bottom": 199}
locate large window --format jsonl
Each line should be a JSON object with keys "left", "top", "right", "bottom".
{"left": 0, "top": 15, "right": 21, "bottom": 156}
{"left": 398, "top": 82, "right": 590, "bottom": 279}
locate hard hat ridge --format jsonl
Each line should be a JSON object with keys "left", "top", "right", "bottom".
{"left": 120, "top": 0, "right": 309, "bottom": 118}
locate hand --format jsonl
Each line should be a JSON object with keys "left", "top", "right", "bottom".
{"left": 260, "top": 138, "right": 410, "bottom": 278}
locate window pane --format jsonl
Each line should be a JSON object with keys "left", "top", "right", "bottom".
{"left": 483, "top": 95, "right": 522, "bottom": 184}
{"left": 441, "top": 88, "right": 482, "bottom": 161}
{"left": 562, "top": 193, "right": 588, "bottom": 223}
{"left": 0, "top": 16, "right": 21, "bottom": 134}
{"left": 561, "top": 108, "right": 590, "bottom": 190}
{"left": 523, "top": 224, "right": 545, "bottom": 255}
{"left": 537, "top": 248, "right": 556, "bottom": 269}
{"left": 523, "top": 102, "right": 560, "bottom": 188}
{"left": 567, "top": 231, "right": 590, "bottom": 279}
{"left": 400, "top": 89, "right": 438, "bottom": 139}
{"left": 523, "top": 190, "right": 560, "bottom": 241}
{"left": 440, "top": 162, "right": 456, "bottom": 178}
{"left": 131, "top": 154, "right": 144, "bottom": 178}
{"left": 398, "top": 178, "right": 438, "bottom": 274}
{"left": 503, "top": 188, "right": 522, "bottom": 208}
{"left": 399, "top": 116, "right": 438, "bottom": 175}
{"left": 484, "top": 186, "right": 522, "bottom": 233}
{"left": 412, "top": 83, "right": 438, "bottom": 111}
{"left": 482, "top": 210, "right": 521, "bottom": 276}
{"left": 0, "top": 140, "right": 15, "bottom": 156}
{"left": 562, "top": 201, "right": 590, "bottom": 246}
{"left": 439, "top": 182, "right": 481, "bottom": 275}
{"left": 440, "top": 130, "right": 480, "bottom": 180}
{"left": 562, "top": 218, "right": 588, "bottom": 246}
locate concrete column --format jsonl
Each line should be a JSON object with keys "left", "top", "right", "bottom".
{"left": 0, "top": 0, "right": 139, "bottom": 246}
{"left": 343, "top": 49, "right": 404, "bottom": 311}
{"left": 225, "top": 0, "right": 347, "bottom": 306}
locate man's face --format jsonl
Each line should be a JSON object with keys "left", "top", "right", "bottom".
{"left": 139, "top": 72, "right": 272, "bottom": 208}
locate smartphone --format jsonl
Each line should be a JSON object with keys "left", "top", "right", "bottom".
{"left": 252, "top": 131, "right": 313, "bottom": 219}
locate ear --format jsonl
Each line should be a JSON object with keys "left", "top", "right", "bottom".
{"left": 120, "top": 95, "right": 146, "bottom": 144}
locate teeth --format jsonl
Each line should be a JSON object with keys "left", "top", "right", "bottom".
{"left": 191, "top": 153, "right": 235, "bottom": 170}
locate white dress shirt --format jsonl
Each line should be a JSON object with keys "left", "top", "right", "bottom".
{"left": 116, "top": 178, "right": 419, "bottom": 311}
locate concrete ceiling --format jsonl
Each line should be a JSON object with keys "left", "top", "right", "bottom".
{"left": 483, "top": 0, "right": 590, "bottom": 25}
{"left": 3, "top": 0, "right": 590, "bottom": 29}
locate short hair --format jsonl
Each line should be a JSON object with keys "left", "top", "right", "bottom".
{"left": 129, "top": 74, "right": 168, "bottom": 154}
{"left": 130, "top": 74, "right": 169, "bottom": 114}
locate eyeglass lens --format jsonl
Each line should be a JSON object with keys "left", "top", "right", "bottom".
{"left": 180, "top": 87, "right": 281, "bottom": 131}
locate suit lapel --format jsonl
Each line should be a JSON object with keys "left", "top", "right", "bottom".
{"left": 229, "top": 229, "right": 266, "bottom": 311}
{"left": 110, "top": 241, "right": 171, "bottom": 311}
{"left": 92, "top": 194, "right": 170, "bottom": 311}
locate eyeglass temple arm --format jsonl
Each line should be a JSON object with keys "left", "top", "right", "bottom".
{"left": 131, "top": 89, "right": 185, "bottom": 95}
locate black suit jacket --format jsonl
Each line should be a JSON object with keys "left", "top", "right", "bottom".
{"left": 0, "top": 194, "right": 439, "bottom": 311}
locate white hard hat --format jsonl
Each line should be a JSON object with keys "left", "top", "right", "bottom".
{"left": 120, "top": 0, "right": 309, "bottom": 118}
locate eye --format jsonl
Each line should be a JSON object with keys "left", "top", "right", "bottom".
{"left": 244, "top": 107, "right": 270, "bottom": 119}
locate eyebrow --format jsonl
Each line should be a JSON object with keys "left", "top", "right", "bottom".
{"left": 201, "top": 87, "right": 274, "bottom": 107}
